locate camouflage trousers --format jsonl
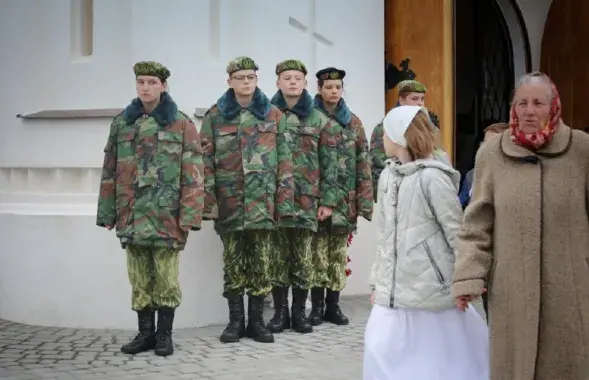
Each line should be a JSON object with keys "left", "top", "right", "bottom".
{"left": 126, "top": 245, "right": 181, "bottom": 311}
{"left": 311, "top": 233, "right": 349, "bottom": 291}
{"left": 269, "top": 228, "right": 314, "bottom": 290}
{"left": 220, "top": 230, "right": 272, "bottom": 297}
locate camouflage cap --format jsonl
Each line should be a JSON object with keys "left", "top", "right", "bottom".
{"left": 398, "top": 80, "right": 427, "bottom": 93}
{"left": 133, "top": 61, "right": 171, "bottom": 82}
{"left": 226, "top": 56, "right": 259, "bottom": 75}
{"left": 316, "top": 67, "right": 346, "bottom": 81}
{"left": 275, "top": 59, "right": 308, "bottom": 75}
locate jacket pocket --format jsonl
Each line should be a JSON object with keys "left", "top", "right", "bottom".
{"left": 298, "top": 182, "right": 320, "bottom": 212}
{"left": 214, "top": 126, "right": 240, "bottom": 171}
{"left": 157, "top": 131, "right": 183, "bottom": 188}
{"left": 423, "top": 241, "right": 444, "bottom": 284}
{"left": 115, "top": 194, "right": 132, "bottom": 232}
{"left": 217, "top": 185, "right": 241, "bottom": 221}
{"left": 298, "top": 125, "right": 320, "bottom": 153}
{"left": 115, "top": 133, "right": 137, "bottom": 186}
{"left": 347, "top": 189, "right": 357, "bottom": 222}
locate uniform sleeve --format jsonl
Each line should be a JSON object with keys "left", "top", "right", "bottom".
{"left": 275, "top": 115, "right": 295, "bottom": 218}
{"left": 318, "top": 120, "right": 339, "bottom": 208}
{"left": 370, "top": 123, "right": 387, "bottom": 202}
{"left": 200, "top": 113, "right": 218, "bottom": 220}
{"left": 96, "top": 120, "right": 118, "bottom": 228}
{"left": 179, "top": 119, "right": 205, "bottom": 231}
{"left": 355, "top": 125, "right": 374, "bottom": 221}
{"left": 451, "top": 147, "right": 495, "bottom": 298}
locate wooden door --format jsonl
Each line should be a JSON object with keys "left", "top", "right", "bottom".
{"left": 385, "top": 0, "right": 455, "bottom": 158}
{"left": 540, "top": 0, "right": 589, "bottom": 129}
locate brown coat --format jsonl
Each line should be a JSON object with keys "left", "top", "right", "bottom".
{"left": 452, "top": 124, "right": 589, "bottom": 380}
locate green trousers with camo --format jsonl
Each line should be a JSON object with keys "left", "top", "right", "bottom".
{"left": 270, "top": 228, "right": 314, "bottom": 289}
{"left": 126, "top": 245, "right": 181, "bottom": 311}
{"left": 220, "top": 230, "right": 273, "bottom": 297}
{"left": 312, "top": 233, "right": 349, "bottom": 291}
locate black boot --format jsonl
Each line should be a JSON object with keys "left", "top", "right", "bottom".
{"left": 266, "top": 286, "right": 290, "bottom": 333}
{"left": 154, "top": 307, "right": 175, "bottom": 356}
{"left": 121, "top": 308, "right": 156, "bottom": 354}
{"left": 220, "top": 294, "right": 246, "bottom": 343}
{"left": 291, "top": 288, "right": 313, "bottom": 334}
{"left": 308, "top": 287, "right": 325, "bottom": 326}
{"left": 245, "top": 295, "right": 274, "bottom": 343}
{"left": 323, "top": 289, "right": 349, "bottom": 325}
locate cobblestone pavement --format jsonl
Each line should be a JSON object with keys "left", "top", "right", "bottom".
{"left": 0, "top": 296, "right": 370, "bottom": 380}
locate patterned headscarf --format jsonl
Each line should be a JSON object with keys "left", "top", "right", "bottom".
{"left": 509, "top": 73, "right": 562, "bottom": 150}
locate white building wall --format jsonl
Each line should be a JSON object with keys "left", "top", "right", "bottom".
{"left": 0, "top": 0, "right": 384, "bottom": 329}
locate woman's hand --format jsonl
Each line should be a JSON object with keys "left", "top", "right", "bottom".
{"left": 455, "top": 288, "right": 486, "bottom": 311}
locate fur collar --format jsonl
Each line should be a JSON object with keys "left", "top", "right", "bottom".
{"left": 123, "top": 91, "right": 178, "bottom": 126}
{"left": 271, "top": 90, "right": 313, "bottom": 118}
{"left": 314, "top": 95, "right": 351, "bottom": 126}
{"left": 217, "top": 87, "right": 271, "bottom": 120}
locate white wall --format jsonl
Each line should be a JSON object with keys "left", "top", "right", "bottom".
{"left": 0, "top": 0, "right": 384, "bottom": 329}
{"left": 515, "top": 0, "right": 553, "bottom": 70}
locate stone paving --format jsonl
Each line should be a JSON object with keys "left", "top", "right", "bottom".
{"left": 0, "top": 296, "right": 370, "bottom": 380}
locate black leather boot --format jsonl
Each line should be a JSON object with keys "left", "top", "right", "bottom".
{"left": 291, "top": 288, "right": 313, "bottom": 334}
{"left": 246, "top": 295, "right": 274, "bottom": 343}
{"left": 121, "top": 308, "right": 156, "bottom": 354}
{"left": 308, "top": 287, "right": 325, "bottom": 326}
{"left": 154, "top": 307, "right": 175, "bottom": 356}
{"left": 266, "top": 286, "right": 290, "bottom": 333}
{"left": 220, "top": 294, "right": 246, "bottom": 343}
{"left": 323, "top": 289, "right": 349, "bottom": 325}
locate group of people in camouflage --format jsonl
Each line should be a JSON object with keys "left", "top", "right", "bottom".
{"left": 97, "top": 56, "right": 373, "bottom": 356}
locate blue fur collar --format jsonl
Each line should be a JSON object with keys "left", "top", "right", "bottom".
{"left": 314, "top": 95, "right": 351, "bottom": 126}
{"left": 217, "top": 87, "right": 271, "bottom": 120}
{"left": 123, "top": 91, "right": 178, "bottom": 126}
{"left": 270, "top": 89, "right": 313, "bottom": 118}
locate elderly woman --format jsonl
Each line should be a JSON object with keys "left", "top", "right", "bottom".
{"left": 452, "top": 71, "right": 589, "bottom": 380}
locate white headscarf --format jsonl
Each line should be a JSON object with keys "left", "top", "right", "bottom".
{"left": 382, "top": 105, "right": 430, "bottom": 147}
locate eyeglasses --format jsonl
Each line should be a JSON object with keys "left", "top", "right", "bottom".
{"left": 231, "top": 74, "right": 257, "bottom": 81}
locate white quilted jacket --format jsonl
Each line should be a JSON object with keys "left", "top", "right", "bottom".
{"left": 369, "top": 157, "right": 463, "bottom": 311}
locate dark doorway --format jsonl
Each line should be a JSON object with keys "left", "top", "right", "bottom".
{"left": 455, "top": 0, "right": 515, "bottom": 176}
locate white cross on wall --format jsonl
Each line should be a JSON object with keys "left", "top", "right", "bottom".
{"left": 288, "top": 0, "right": 334, "bottom": 76}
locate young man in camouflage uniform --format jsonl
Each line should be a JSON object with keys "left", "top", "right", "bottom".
{"left": 266, "top": 59, "right": 338, "bottom": 334}
{"left": 309, "top": 67, "right": 373, "bottom": 326}
{"left": 370, "top": 80, "right": 443, "bottom": 199}
{"left": 200, "top": 57, "right": 294, "bottom": 343}
{"left": 97, "top": 61, "right": 204, "bottom": 357}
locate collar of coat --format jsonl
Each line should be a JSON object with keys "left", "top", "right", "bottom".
{"left": 123, "top": 91, "right": 178, "bottom": 126}
{"left": 271, "top": 89, "right": 313, "bottom": 118}
{"left": 314, "top": 95, "right": 351, "bottom": 126}
{"left": 217, "top": 87, "right": 271, "bottom": 120}
{"left": 500, "top": 122, "right": 572, "bottom": 160}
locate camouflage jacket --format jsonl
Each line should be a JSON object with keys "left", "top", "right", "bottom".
{"left": 200, "top": 88, "right": 295, "bottom": 234}
{"left": 96, "top": 92, "right": 204, "bottom": 250}
{"left": 370, "top": 109, "right": 441, "bottom": 202}
{"left": 314, "top": 96, "right": 373, "bottom": 234}
{"left": 271, "top": 89, "right": 338, "bottom": 231}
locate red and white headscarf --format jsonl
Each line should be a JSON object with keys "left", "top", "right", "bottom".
{"left": 509, "top": 74, "right": 562, "bottom": 150}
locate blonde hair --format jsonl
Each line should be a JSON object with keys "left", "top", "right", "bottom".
{"left": 405, "top": 111, "right": 437, "bottom": 160}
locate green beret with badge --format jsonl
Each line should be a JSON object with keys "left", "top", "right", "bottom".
{"left": 275, "top": 59, "right": 308, "bottom": 75}
{"left": 398, "top": 79, "right": 427, "bottom": 93}
{"left": 315, "top": 67, "right": 346, "bottom": 81}
{"left": 226, "top": 56, "right": 259, "bottom": 75}
{"left": 133, "top": 61, "right": 171, "bottom": 82}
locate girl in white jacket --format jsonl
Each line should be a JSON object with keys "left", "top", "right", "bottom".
{"left": 363, "top": 106, "right": 488, "bottom": 380}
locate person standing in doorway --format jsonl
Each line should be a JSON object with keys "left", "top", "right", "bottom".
{"left": 370, "top": 80, "right": 448, "bottom": 200}
{"left": 200, "top": 57, "right": 294, "bottom": 344}
{"left": 309, "top": 67, "right": 373, "bottom": 326}
{"left": 97, "top": 61, "right": 204, "bottom": 357}
{"left": 266, "top": 59, "right": 338, "bottom": 335}
{"left": 458, "top": 122, "right": 509, "bottom": 209}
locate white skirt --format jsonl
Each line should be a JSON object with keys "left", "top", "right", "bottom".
{"left": 363, "top": 304, "right": 489, "bottom": 380}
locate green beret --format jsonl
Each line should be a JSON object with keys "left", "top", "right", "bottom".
{"left": 316, "top": 67, "right": 346, "bottom": 81}
{"left": 398, "top": 80, "right": 427, "bottom": 93}
{"left": 275, "top": 59, "right": 308, "bottom": 75}
{"left": 226, "top": 56, "right": 259, "bottom": 75}
{"left": 133, "top": 61, "right": 170, "bottom": 82}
